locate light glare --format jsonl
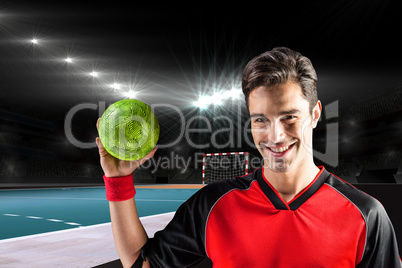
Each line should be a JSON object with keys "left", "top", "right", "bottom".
{"left": 212, "top": 92, "right": 225, "bottom": 105}
{"left": 111, "top": 83, "right": 121, "bottom": 90}
{"left": 194, "top": 97, "right": 209, "bottom": 109}
{"left": 123, "top": 91, "right": 137, "bottom": 99}
{"left": 230, "top": 88, "right": 241, "bottom": 99}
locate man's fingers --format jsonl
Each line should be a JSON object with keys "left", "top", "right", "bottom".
{"left": 96, "top": 118, "right": 101, "bottom": 131}
{"left": 96, "top": 137, "right": 104, "bottom": 151}
{"left": 96, "top": 137, "right": 109, "bottom": 157}
{"left": 145, "top": 146, "right": 158, "bottom": 159}
{"left": 137, "top": 146, "right": 158, "bottom": 165}
{"left": 150, "top": 146, "right": 158, "bottom": 155}
{"left": 96, "top": 137, "right": 102, "bottom": 148}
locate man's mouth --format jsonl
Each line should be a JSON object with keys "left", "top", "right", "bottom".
{"left": 269, "top": 145, "right": 290, "bottom": 153}
{"left": 264, "top": 143, "right": 295, "bottom": 155}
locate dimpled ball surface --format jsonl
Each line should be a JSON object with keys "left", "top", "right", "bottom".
{"left": 99, "top": 99, "right": 159, "bottom": 161}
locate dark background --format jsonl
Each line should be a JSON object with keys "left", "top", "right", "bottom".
{"left": 1, "top": 1, "right": 401, "bottom": 266}
{"left": 1, "top": 0, "right": 401, "bottom": 187}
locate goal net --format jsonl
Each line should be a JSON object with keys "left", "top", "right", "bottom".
{"left": 202, "top": 152, "right": 249, "bottom": 184}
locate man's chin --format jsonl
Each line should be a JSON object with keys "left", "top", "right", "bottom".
{"left": 264, "top": 159, "right": 290, "bottom": 173}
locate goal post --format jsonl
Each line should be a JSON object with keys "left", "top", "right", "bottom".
{"left": 202, "top": 152, "right": 249, "bottom": 184}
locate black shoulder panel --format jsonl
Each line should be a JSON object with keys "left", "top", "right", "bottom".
{"left": 325, "top": 174, "right": 401, "bottom": 268}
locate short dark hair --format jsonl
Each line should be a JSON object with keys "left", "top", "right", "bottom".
{"left": 242, "top": 47, "right": 318, "bottom": 112}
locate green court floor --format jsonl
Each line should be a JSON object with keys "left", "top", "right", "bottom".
{"left": 0, "top": 187, "right": 200, "bottom": 240}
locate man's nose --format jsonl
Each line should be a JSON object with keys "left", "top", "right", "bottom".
{"left": 267, "top": 121, "right": 285, "bottom": 143}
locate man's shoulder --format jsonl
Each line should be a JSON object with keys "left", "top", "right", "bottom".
{"left": 323, "top": 172, "right": 385, "bottom": 217}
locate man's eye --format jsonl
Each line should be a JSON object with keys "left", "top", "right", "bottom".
{"left": 255, "top": 117, "right": 266, "bottom": 123}
{"left": 283, "top": 115, "right": 295, "bottom": 120}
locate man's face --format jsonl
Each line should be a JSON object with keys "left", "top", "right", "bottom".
{"left": 248, "top": 81, "right": 320, "bottom": 173}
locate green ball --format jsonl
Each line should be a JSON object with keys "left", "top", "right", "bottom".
{"left": 98, "top": 99, "right": 159, "bottom": 161}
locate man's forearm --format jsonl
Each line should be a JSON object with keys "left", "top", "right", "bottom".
{"left": 109, "top": 198, "right": 148, "bottom": 268}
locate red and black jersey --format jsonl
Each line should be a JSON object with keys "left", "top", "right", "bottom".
{"left": 142, "top": 166, "right": 401, "bottom": 267}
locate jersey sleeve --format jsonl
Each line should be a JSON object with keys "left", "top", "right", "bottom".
{"left": 357, "top": 198, "right": 402, "bottom": 268}
{"left": 141, "top": 187, "right": 211, "bottom": 267}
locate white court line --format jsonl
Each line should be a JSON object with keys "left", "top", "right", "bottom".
{"left": 2, "top": 214, "right": 80, "bottom": 227}
{"left": 0, "top": 212, "right": 176, "bottom": 243}
{"left": 46, "top": 219, "right": 63, "bottom": 222}
{"left": 0, "top": 212, "right": 176, "bottom": 267}
{"left": 64, "top": 222, "right": 81, "bottom": 226}
{"left": 0, "top": 222, "right": 112, "bottom": 243}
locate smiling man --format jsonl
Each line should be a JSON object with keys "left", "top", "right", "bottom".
{"left": 248, "top": 81, "right": 321, "bottom": 202}
{"left": 97, "top": 47, "right": 401, "bottom": 267}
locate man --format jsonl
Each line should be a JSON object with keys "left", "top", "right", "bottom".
{"left": 96, "top": 47, "right": 401, "bottom": 267}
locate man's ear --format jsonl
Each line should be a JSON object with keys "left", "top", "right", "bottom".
{"left": 311, "top": 100, "right": 322, "bottom": 128}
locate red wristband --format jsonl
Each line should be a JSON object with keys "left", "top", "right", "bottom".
{"left": 103, "top": 174, "right": 136, "bottom": 201}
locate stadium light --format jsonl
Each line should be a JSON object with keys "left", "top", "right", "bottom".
{"left": 110, "top": 83, "right": 121, "bottom": 90}
{"left": 194, "top": 96, "right": 210, "bottom": 109}
{"left": 123, "top": 91, "right": 137, "bottom": 99}
{"left": 65, "top": 57, "right": 72, "bottom": 63}
{"left": 230, "top": 88, "right": 242, "bottom": 99}
{"left": 90, "top": 71, "right": 98, "bottom": 77}
{"left": 194, "top": 87, "right": 243, "bottom": 109}
{"left": 31, "top": 38, "right": 38, "bottom": 44}
{"left": 212, "top": 92, "right": 225, "bottom": 105}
